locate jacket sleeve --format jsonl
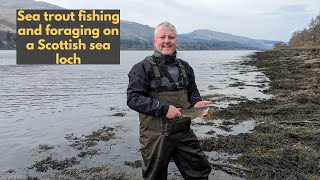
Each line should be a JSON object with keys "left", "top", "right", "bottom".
{"left": 185, "top": 63, "right": 202, "bottom": 106}
{"left": 127, "top": 61, "right": 170, "bottom": 117}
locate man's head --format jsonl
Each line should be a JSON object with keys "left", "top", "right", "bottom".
{"left": 153, "top": 21, "right": 177, "bottom": 55}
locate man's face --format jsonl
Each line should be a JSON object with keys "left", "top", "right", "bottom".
{"left": 153, "top": 26, "right": 177, "bottom": 55}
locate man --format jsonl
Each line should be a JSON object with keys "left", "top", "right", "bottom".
{"left": 127, "top": 21, "right": 212, "bottom": 180}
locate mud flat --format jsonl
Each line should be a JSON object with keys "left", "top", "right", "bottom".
{"left": 201, "top": 49, "right": 320, "bottom": 179}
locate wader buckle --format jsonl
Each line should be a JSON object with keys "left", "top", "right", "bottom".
{"left": 172, "top": 81, "right": 184, "bottom": 90}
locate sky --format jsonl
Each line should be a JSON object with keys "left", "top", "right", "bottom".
{"left": 37, "top": 0, "right": 320, "bottom": 42}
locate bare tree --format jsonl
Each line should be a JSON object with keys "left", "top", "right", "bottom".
{"left": 289, "top": 12, "right": 320, "bottom": 48}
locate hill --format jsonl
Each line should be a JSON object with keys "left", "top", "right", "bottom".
{"left": 0, "top": 0, "right": 281, "bottom": 50}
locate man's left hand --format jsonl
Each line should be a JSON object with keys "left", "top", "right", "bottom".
{"left": 194, "top": 101, "right": 212, "bottom": 107}
{"left": 194, "top": 101, "right": 213, "bottom": 117}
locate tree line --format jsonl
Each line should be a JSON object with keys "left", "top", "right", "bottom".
{"left": 121, "top": 39, "right": 257, "bottom": 50}
{"left": 274, "top": 12, "right": 320, "bottom": 49}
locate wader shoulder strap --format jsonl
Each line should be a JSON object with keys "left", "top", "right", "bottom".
{"left": 176, "top": 59, "right": 188, "bottom": 85}
{"left": 146, "top": 56, "right": 160, "bottom": 77}
{"left": 146, "top": 56, "right": 161, "bottom": 92}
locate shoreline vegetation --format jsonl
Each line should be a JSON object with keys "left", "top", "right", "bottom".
{"left": 201, "top": 48, "right": 320, "bottom": 179}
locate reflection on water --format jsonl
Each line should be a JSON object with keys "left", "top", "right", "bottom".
{"left": 0, "top": 50, "right": 270, "bottom": 179}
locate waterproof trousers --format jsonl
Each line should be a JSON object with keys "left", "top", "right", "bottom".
{"left": 139, "top": 90, "right": 211, "bottom": 180}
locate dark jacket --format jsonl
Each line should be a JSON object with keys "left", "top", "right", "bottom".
{"left": 127, "top": 51, "right": 202, "bottom": 117}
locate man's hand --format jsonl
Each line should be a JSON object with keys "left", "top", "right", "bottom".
{"left": 166, "top": 105, "right": 181, "bottom": 119}
{"left": 194, "top": 101, "right": 212, "bottom": 107}
{"left": 194, "top": 101, "right": 213, "bottom": 117}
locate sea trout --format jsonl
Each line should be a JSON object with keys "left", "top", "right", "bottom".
{"left": 180, "top": 106, "right": 210, "bottom": 120}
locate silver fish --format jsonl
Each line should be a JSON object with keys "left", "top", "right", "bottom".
{"left": 180, "top": 106, "right": 210, "bottom": 120}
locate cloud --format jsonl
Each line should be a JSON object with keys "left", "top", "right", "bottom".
{"left": 279, "top": 4, "right": 307, "bottom": 12}
{"left": 36, "top": 0, "right": 320, "bottom": 41}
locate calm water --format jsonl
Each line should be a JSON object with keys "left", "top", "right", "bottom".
{"left": 0, "top": 50, "right": 271, "bottom": 179}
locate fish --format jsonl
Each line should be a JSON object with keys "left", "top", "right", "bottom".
{"left": 180, "top": 106, "right": 210, "bottom": 120}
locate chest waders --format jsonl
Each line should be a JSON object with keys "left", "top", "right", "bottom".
{"left": 138, "top": 57, "right": 211, "bottom": 180}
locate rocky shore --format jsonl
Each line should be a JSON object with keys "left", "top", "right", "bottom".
{"left": 201, "top": 48, "right": 320, "bottom": 179}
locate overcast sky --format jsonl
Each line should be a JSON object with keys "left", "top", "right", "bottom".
{"left": 37, "top": 0, "right": 320, "bottom": 42}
